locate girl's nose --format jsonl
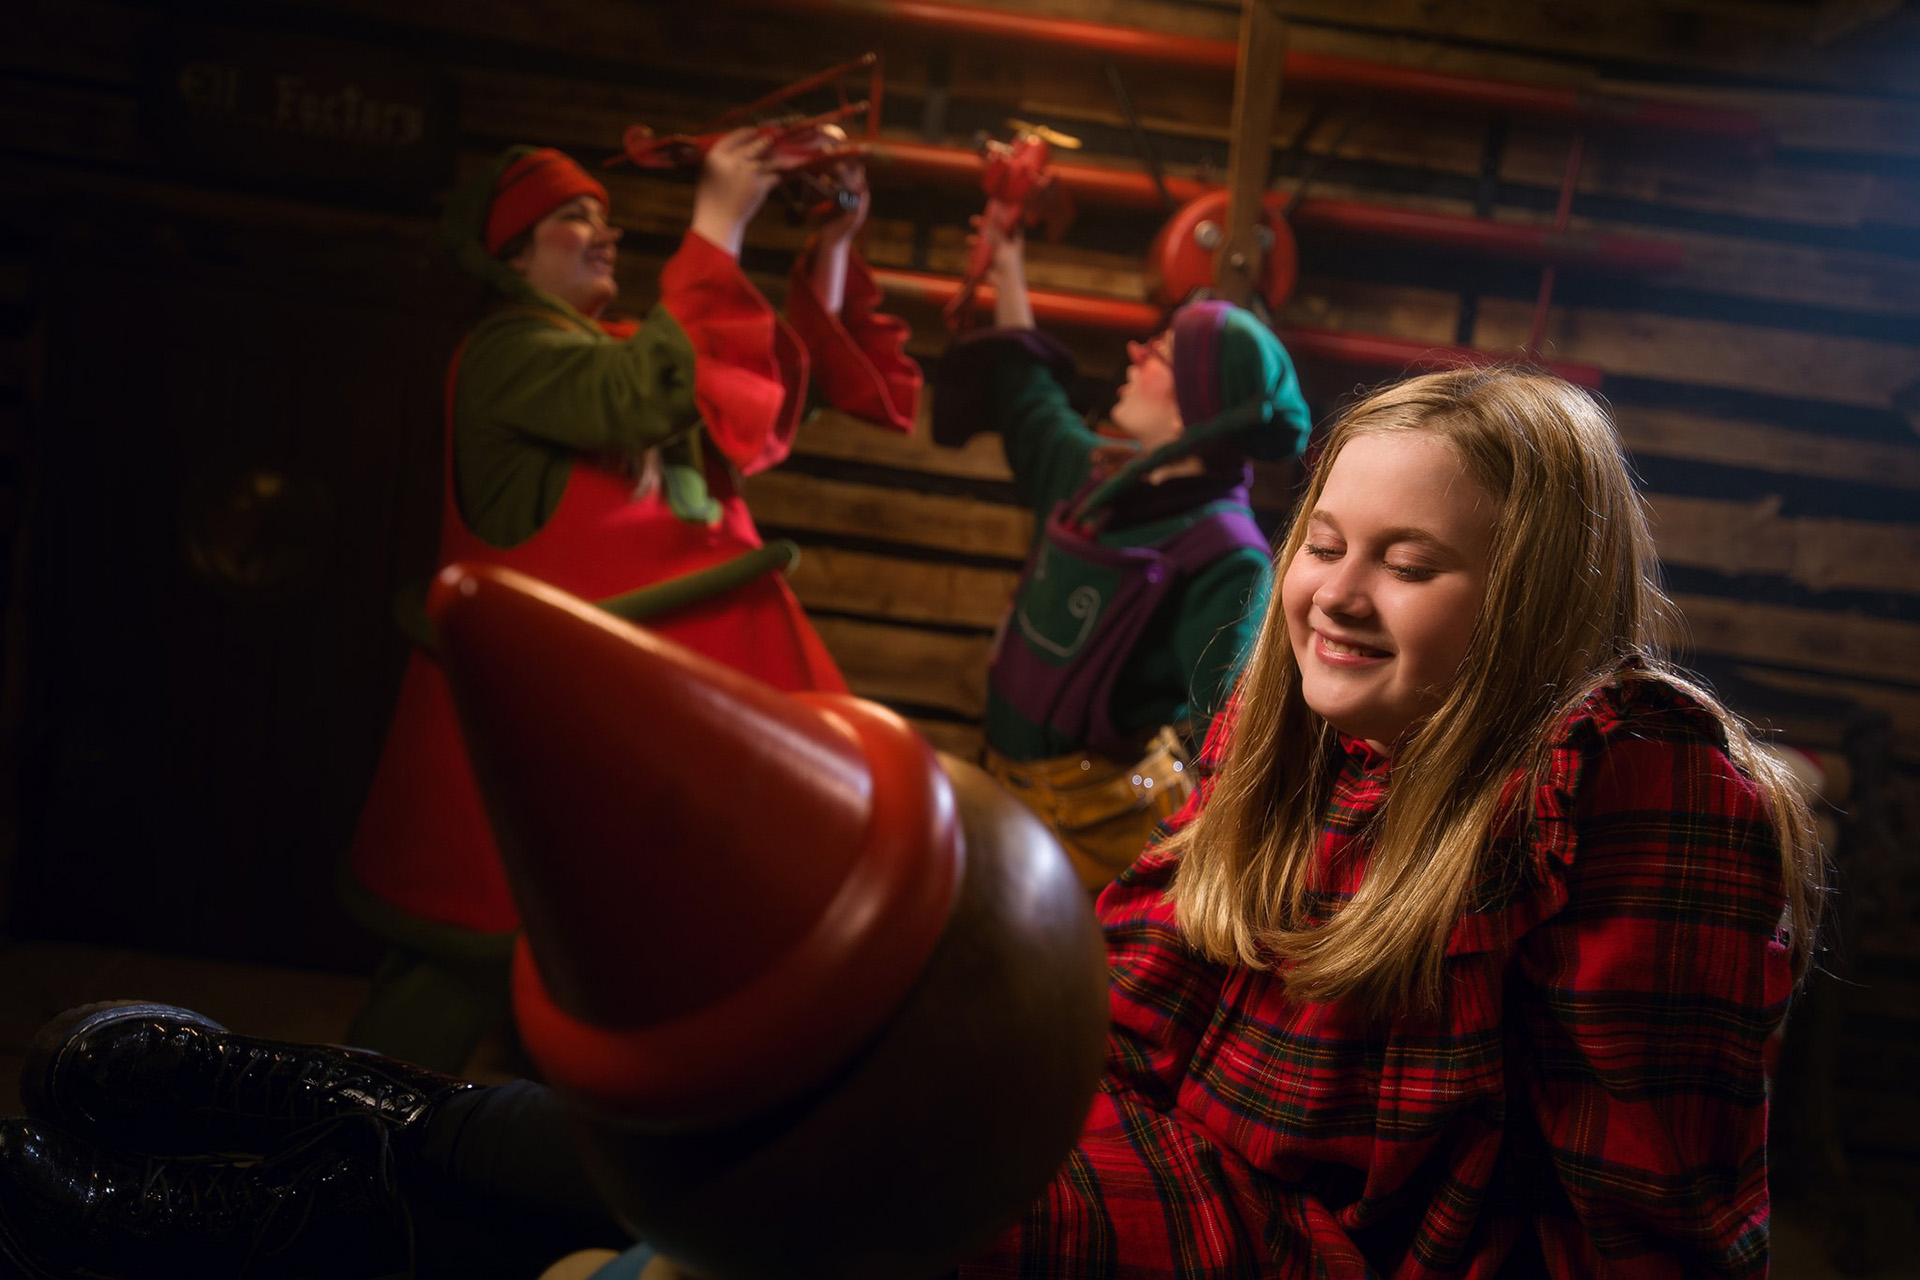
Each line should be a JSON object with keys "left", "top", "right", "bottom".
{"left": 1126, "top": 339, "right": 1150, "bottom": 366}
{"left": 1313, "top": 563, "right": 1371, "bottom": 618}
{"left": 596, "top": 224, "right": 623, "bottom": 245}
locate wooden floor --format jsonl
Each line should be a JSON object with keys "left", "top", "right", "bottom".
{"left": 0, "top": 938, "right": 1912, "bottom": 1279}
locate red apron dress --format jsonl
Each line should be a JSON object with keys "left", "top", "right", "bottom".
{"left": 348, "top": 329, "right": 845, "bottom": 939}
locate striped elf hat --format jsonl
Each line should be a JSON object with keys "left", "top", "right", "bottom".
{"left": 1169, "top": 299, "right": 1309, "bottom": 463}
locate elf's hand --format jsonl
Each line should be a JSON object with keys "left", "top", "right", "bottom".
{"left": 692, "top": 129, "right": 778, "bottom": 258}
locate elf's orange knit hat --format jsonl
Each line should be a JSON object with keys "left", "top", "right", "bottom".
{"left": 483, "top": 148, "right": 610, "bottom": 256}
{"left": 427, "top": 562, "right": 962, "bottom": 1127}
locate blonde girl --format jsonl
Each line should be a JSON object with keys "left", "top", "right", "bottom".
{"left": 963, "top": 365, "right": 1823, "bottom": 1279}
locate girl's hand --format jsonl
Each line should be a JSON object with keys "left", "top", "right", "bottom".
{"left": 692, "top": 128, "right": 777, "bottom": 258}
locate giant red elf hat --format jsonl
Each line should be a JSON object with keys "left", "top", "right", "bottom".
{"left": 427, "top": 562, "right": 961, "bottom": 1127}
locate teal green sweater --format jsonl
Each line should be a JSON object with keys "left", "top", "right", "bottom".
{"left": 981, "top": 352, "right": 1274, "bottom": 762}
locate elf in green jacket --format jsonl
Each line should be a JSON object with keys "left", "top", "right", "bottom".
{"left": 344, "top": 131, "right": 920, "bottom": 1071}
{"left": 933, "top": 220, "right": 1310, "bottom": 892}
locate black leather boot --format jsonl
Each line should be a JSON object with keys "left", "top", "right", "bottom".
{"left": 21, "top": 1000, "right": 478, "bottom": 1160}
{"left": 0, "top": 1117, "right": 412, "bottom": 1279}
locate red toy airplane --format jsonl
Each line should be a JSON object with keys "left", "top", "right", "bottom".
{"left": 945, "top": 120, "right": 1081, "bottom": 330}
{"left": 608, "top": 54, "right": 882, "bottom": 215}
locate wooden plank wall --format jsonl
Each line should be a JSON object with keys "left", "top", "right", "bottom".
{"left": 2, "top": 0, "right": 1917, "bottom": 1187}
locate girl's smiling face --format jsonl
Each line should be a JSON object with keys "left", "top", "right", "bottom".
{"left": 511, "top": 196, "right": 622, "bottom": 316}
{"left": 1281, "top": 430, "right": 1496, "bottom": 753}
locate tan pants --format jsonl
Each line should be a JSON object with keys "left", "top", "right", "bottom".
{"left": 982, "top": 726, "right": 1195, "bottom": 894}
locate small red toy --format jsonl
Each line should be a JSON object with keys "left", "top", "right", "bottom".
{"left": 607, "top": 53, "right": 883, "bottom": 216}
{"left": 945, "top": 121, "right": 1080, "bottom": 330}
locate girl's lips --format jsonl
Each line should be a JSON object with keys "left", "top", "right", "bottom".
{"left": 1315, "top": 632, "right": 1390, "bottom": 663}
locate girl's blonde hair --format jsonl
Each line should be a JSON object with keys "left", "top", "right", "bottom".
{"left": 1166, "top": 366, "right": 1822, "bottom": 1015}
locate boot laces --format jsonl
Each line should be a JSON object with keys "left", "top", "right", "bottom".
{"left": 202, "top": 1037, "right": 427, "bottom": 1131}
{"left": 111, "top": 1115, "right": 417, "bottom": 1274}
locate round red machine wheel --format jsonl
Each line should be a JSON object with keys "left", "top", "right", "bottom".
{"left": 1147, "top": 189, "right": 1299, "bottom": 315}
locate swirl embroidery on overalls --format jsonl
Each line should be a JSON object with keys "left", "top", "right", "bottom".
{"left": 1017, "top": 584, "right": 1103, "bottom": 657}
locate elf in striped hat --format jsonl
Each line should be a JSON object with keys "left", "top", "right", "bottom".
{"left": 933, "top": 224, "right": 1313, "bottom": 892}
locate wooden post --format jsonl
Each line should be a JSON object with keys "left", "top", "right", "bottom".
{"left": 1215, "top": 0, "right": 1287, "bottom": 307}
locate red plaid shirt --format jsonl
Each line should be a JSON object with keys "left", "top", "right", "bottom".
{"left": 962, "top": 676, "right": 1793, "bottom": 1278}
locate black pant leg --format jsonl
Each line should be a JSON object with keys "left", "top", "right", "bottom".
{"left": 410, "top": 1079, "right": 634, "bottom": 1279}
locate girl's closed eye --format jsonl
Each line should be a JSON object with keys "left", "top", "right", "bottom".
{"left": 1302, "top": 542, "right": 1342, "bottom": 561}
{"left": 1384, "top": 561, "right": 1437, "bottom": 582}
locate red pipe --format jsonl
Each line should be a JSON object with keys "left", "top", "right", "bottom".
{"left": 867, "top": 140, "right": 1687, "bottom": 273}
{"left": 1286, "top": 51, "right": 1767, "bottom": 151}
{"left": 875, "top": 268, "right": 1162, "bottom": 331}
{"left": 750, "top": 0, "right": 1770, "bottom": 150}
{"left": 870, "top": 267, "right": 1607, "bottom": 389}
{"left": 1290, "top": 198, "right": 1683, "bottom": 273}
{"left": 1283, "top": 326, "right": 1604, "bottom": 390}
{"left": 767, "top": 0, "right": 1234, "bottom": 73}
{"left": 869, "top": 140, "right": 1209, "bottom": 206}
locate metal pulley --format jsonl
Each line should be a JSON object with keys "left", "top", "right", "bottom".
{"left": 1146, "top": 188, "right": 1298, "bottom": 314}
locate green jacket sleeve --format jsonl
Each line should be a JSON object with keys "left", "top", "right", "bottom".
{"left": 988, "top": 355, "right": 1102, "bottom": 522}
{"left": 452, "top": 304, "right": 699, "bottom": 547}
{"left": 932, "top": 328, "right": 1101, "bottom": 530}
{"left": 457, "top": 303, "right": 698, "bottom": 453}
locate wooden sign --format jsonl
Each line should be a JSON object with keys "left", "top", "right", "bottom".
{"left": 144, "top": 22, "right": 457, "bottom": 203}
